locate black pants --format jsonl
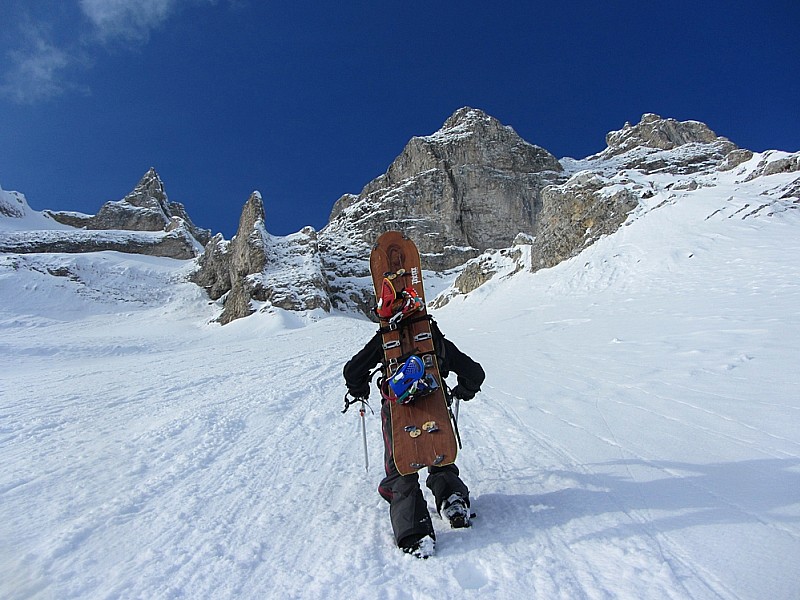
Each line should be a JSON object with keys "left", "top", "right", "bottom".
{"left": 377, "top": 400, "right": 469, "bottom": 547}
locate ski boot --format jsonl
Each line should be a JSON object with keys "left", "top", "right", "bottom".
{"left": 400, "top": 533, "right": 436, "bottom": 559}
{"left": 442, "top": 493, "right": 471, "bottom": 529}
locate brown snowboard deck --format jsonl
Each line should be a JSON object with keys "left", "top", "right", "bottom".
{"left": 370, "top": 231, "right": 458, "bottom": 476}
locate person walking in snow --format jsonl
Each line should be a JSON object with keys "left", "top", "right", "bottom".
{"left": 343, "top": 318, "right": 485, "bottom": 557}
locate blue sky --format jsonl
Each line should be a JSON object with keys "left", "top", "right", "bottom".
{"left": 1, "top": 1, "right": 797, "bottom": 238}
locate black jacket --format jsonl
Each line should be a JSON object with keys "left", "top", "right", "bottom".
{"left": 343, "top": 320, "right": 485, "bottom": 398}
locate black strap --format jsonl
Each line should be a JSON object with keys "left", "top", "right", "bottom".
{"left": 341, "top": 392, "right": 374, "bottom": 415}
{"left": 376, "top": 314, "right": 432, "bottom": 335}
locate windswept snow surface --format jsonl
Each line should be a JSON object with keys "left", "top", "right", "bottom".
{"left": 2, "top": 177, "right": 800, "bottom": 598}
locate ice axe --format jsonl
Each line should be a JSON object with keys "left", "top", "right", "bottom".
{"left": 443, "top": 382, "right": 463, "bottom": 450}
{"left": 342, "top": 392, "right": 373, "bottom": 472}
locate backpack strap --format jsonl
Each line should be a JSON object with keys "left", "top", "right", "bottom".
{"left": 376, "top": 313, "right": 432, "bottom": 335}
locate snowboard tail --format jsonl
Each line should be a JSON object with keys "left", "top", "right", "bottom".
{"left": 370, "top": 231, "right": 458, "bottom": 476}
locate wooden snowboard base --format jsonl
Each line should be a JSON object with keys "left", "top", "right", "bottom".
{"left": 370, "top": 231, "right": 458, "bottom": 475}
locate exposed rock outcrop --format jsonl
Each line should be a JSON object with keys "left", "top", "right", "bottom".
{"left": 190, "top": 192, "right": 330, "bottom": 324}
{"left": 46, "top": 168, "right": 211, "bottom": 246}
{"left": 190, "top": 233, "right": 231, "bottom": 300}
{"left": 602, "top": 113, "right": 723, "bottom": 155}
{"left": 531, "top": 172, "right": 640, "bottom": 270}
{"left": 590, "top": 113, "right": 739, "bottom": 174}
{"left": 525, "top": 114, "right": 743, "bottom": 273}
{"left": 718, "top": 149, "right": 755, "bottom": 172}
{"left": 742, "top": 151, "right": 800, "bottom": 181}
{"left": 322, "top": 107, "right": 563, "bottom": 271}
{"left": 0, "top": 228, "right": 200, "bottom": 259}
{"left": 191, "top": 191, "right": 268, "bottom": 324}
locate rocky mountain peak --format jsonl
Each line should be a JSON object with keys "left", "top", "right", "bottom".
{"left": 230, "top": 191, "right": 268, "bottom": 277}
{"left": 605, "top": 113, "right": 728, "bottom": 156}
{"left": 124, "top": 167, "right": 170, "bottom": 213}
{"left": 443, "top": 106, "right": 487, "bottom": 126}
{"left": 191, "top": 190, "right": 331, "bottom": 323}
{"left": 591, "top": 114, "right": 740, "bottom": 174}
{"left": 45, "top": 168, "right": 211, "bottom": 247}
{"left": 423, "top": 106, "right": 499, "bottom": 141}
{"left": 416, "top": 106, "right": 562, "bottom": 173}
{"left": 323, "top": 107, "right": 563, "bottom": 272}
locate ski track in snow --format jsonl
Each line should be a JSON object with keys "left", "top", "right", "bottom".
{"left": 2, "top": 173, "right": 800, "bottom": 598}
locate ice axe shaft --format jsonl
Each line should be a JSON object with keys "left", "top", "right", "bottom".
{"left": 360, "top": 406, "right": 369, "bottom": 472}
{"left": 341, "top": 392, "right": 372, "bottom": 472}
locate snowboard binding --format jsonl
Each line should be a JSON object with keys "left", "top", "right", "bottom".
{"left": 375, "top": 271, "right": 424, "bottom": 324}
{"left": 382, "top": 354, "right": 439, "bottom": 405}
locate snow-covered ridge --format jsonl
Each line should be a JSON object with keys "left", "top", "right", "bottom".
{"left": 433, "top": 148, "right": 799, "bottom": 305}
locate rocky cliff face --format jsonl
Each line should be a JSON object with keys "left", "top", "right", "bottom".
{"left": 190, "top": 192, "right": 330, "bottom": 323}
{"left": 530, "top": 172, "right": 640, "bottom": 271}
{"left": 323, "top": 107, "right": 563, "bottom": 271}
{"left": 191, "top": 192, "right": 268, "bottom": 324}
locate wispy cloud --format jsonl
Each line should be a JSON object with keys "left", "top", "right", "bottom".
{"left": 79, "top": 0, "right": 182, "bottom": 43}
{"left": 0, "top": 22, "right": 86, "bottom": 104}
{"left": 1, "top": 0, "right": 213, "bottom": 104}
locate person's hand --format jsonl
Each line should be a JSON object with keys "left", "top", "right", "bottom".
{"left": 348, "top": 383, "right": 370, "bottom": 399}
{"left": 451, "top": 385, "right": 475, "bottom": 401}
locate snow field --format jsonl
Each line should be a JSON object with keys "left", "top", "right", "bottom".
{"left": 2, "top": 158, "right": 800, "bottom": 598}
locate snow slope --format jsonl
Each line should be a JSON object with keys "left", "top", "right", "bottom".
{"left": 1, "top": 159, "right": 799, "bottom": 599}
{"left": 0, "top": 186, "right": 74, "bottom": 232}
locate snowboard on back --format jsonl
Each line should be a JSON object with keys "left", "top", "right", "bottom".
{"left": 369, "top": 231, "right": 458, "bottom": 476}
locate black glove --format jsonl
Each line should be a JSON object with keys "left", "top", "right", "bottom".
{"left": 348, "top": 382, "right": 370, "bottom": 399}
{"left": 451, "top": 385, "right": 475, "bottom": 401}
